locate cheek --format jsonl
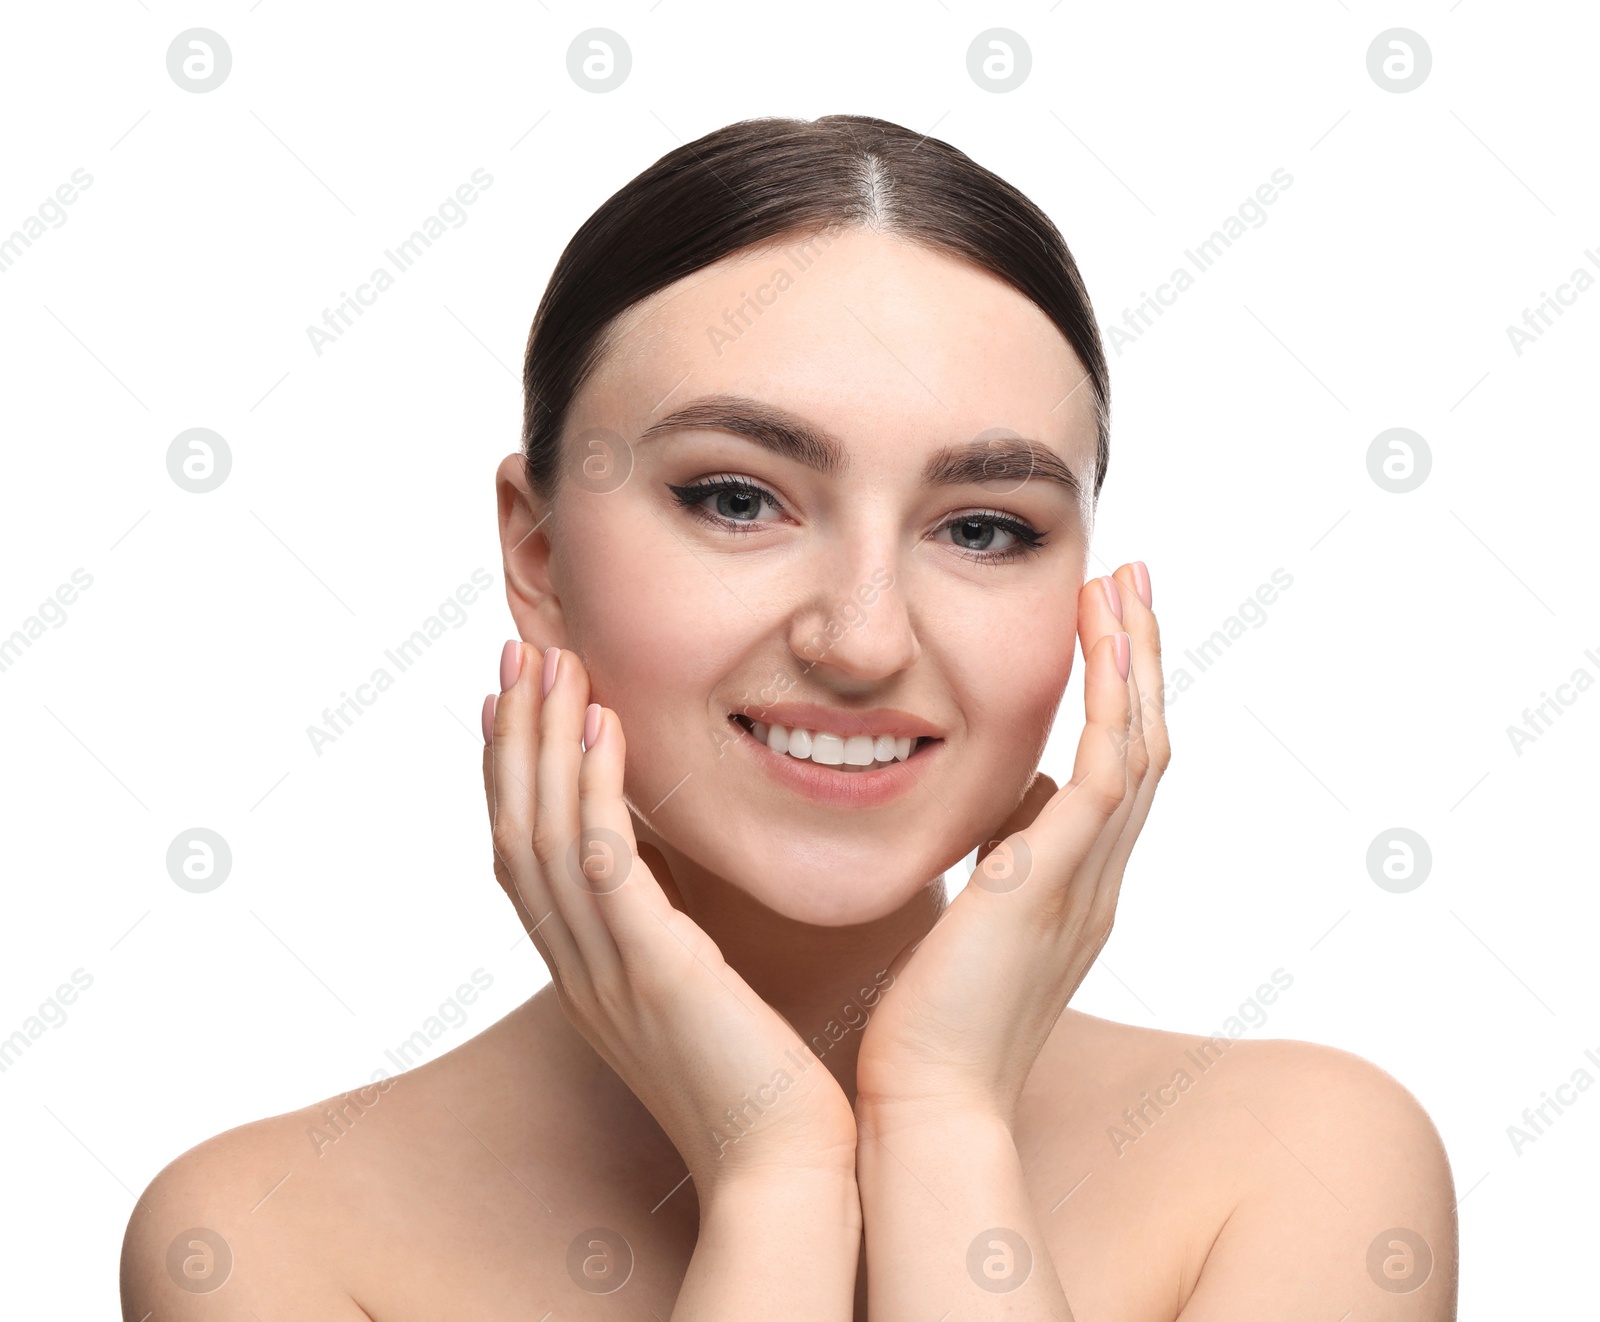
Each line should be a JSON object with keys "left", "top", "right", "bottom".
{"left": 957, "top": 596, "right": 1077, "bottom": 757}
{"left": 554, "top": 498, "right": 746, "bottom": 757}
{"left": 1002, "top": 650, "right": 1075, "bottom": 739}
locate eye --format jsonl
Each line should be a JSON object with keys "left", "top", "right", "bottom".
{"left": 933, "top": 511, "right": 1047, "bottom": 563}
{"left": 667, "top": 476, "right": 786, "bottom": 531}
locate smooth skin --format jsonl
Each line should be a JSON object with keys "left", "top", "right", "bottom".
{"left": 121, "top": 229, "right": 1458, "bottom": 1320}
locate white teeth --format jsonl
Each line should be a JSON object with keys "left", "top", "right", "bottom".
{"left": 742, "top": 716, "right": 924, "bottom": 769}
{"left": 842, "top": 734, "right": 875, "bottom": 766}
{"left": 810, "top": 732, "right": 846, "bottom": 765}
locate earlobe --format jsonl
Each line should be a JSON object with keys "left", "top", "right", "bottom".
{"left": 495, "top": 452, "right": 566, "bottom": 649}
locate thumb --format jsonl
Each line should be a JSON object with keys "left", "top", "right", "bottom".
{"left": 636, "top": 841, "right": 687, "bottom": 913}
{"left": 974, "top": 772, "right": 1059, "bottom": 870}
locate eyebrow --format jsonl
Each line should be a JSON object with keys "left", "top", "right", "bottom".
{"left": 638, "top": 393, "right": 1082, "bottom": 499}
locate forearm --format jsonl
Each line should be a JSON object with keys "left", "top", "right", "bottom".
{"left": 857, "top": 1106, "right": 1074, "bottom": 1321}
{"left": 673, "top": 1167, "right": 862, "bottom": 1321}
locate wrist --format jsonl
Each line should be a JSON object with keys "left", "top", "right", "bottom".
{"left": 854, "top": 1104, "right": 1020, "bottom": 1206}
{"left": 699, "top": 1162, "right": 862, "bottom": 1233}
{"left": 691, "top": 1127, "right": 858, "bottom": 1195}
{"left": 854, "top": 1095, "right": 1015, "bottom": 1145}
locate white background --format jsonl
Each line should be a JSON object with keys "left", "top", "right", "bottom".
{"left": 1, "top": 2, "right": 1594, "bottom": 1316}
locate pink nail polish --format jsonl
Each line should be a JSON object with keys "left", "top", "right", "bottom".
{"left": 541, "top": 646, "right": 561, "bottom": 697}
{"left": 584, "top": 703, "right": 602, "bottom": 749}
{"left": 481, "top": 693, "right": 497, "bottom": 745}
{"left": 1114, "top": 632, "right": 1131, "bottom": 680}
{"left": 1132, "top": 561, "right": 1152, "bottom": 609}
{"left": 1101, "top": 575, "right": 1123, "bottom": 622}
{"left": 500, "top": 640, "right": 522, "bottom": 691}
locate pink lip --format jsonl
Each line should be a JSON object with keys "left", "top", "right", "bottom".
{"left": 728, "top": 701, "right": 944, "bottom": 741}
{"left": 730, "top": 717, "right": 941, "bottom": 809}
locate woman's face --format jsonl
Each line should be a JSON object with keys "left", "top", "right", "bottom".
{"left": 512, "top": 226, "right": 1099, "bottom": 925}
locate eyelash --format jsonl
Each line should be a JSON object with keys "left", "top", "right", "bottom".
{"left": 668, "top": 476, "right": 787, "bottom": 532}
{"left": 665, "top": 476, "right": 1048, "bottom": 564}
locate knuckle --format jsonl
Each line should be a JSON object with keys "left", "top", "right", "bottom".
{"left": 1089, "top": 769, "right": 1126, "bottom": 816}
{"left": 489, "top": 810, "right": 518, "bottom": 859}
{"left": 529, "top": 813, "right": 567, "bottom": 868}
{"left": 587, "top": 972, "right": 633, "bottom": 1025}
{"left": 491, "top": 812, "right": 531, "bottom": 876}
{"left": 492, "top": 694, "right": 520, "bottom": 749}
{"left": 550, "top": 961, "right": 592, "bottom": 1018}
{"left": 1093, "top": 915, "right": 1116, "bottom": 959}
{"left": 1126, "top": 738, "right": 1151, "bottom": 782}
{"left": 489, "top": 847, "right": 515, "bottom": 895}
{"left": 1140, "top": 610, "right": 1164, "bottom": 652}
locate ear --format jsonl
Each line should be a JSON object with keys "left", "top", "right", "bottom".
{"left": 496, "top": 452, "right": 565, "bottom": 649}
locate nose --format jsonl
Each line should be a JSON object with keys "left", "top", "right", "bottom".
{"left": 786, "top": 551, "right": 919, "bottom": 683}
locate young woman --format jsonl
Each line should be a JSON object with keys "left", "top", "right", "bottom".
{"left": 122, "top": 115, "right": 1458, "bottom": 1321}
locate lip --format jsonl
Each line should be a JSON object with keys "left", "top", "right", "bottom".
{"left": 729, "top": 716, "right": 942, "bottom": 809}
{"left": 727, "top": 701, "right": 944, "bottom": 742}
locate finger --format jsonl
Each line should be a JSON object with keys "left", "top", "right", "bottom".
{"left": 1058, "top": 562, "right": 1169, "bottom": 930}
{"left": 1109, "top": 571, "right": 1147, "bottom": 783}
{"left": 1111, "top": 561, "right": 1171, "bottom": 778}
{"left": 577, "top": 706, "right": 694, "bottom": 968}
{"left": 1058, "top": 580, "right": 1133, "bottom": 834}
{"left": 532, "top": 646, "right": 621, "bottom": 979}
{"left": 638, "top": 839, "right": 689, "bottom": 913}
{"left": 1095, "top": 561, "right": 1172, "bottom": 891}
{"left": 967, "top": 577, "right": 1130, "bottom": 912}
{"left": 974, "top": 772, "right": 1058, "bottom": 871}
{"left": 1069, "top": 631, "right": 1145, "bottom": 918}
{"left": 489, "top": 640, "right": 582, "bottom": 973}
{"left": 1080, "top": 573, "right": 1126, "bottom": 677}
{"left": 1000, "top": 629, "right": 1133, "bottom": 926}
{"left": 1074, "top": 565, "right": 1157, "bottom": 861}
{"left": 482, "top": 733, "right": 535, "bottom": 930}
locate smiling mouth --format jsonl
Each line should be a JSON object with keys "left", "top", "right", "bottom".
{"left": 729, "top": 714, "right": 936, "bottom": 773}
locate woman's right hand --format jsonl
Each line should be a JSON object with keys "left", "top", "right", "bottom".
{"left": 480, "top": 641, "right": 859, "bottom": 1198}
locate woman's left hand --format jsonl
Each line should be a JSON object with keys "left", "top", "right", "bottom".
{"left": 854, "top": 560, "right": 1170, "bottom": 1129}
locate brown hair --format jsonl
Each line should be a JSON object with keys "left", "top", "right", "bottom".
{"left": 521, "top": 114, "right": 1109, "bottom": 498}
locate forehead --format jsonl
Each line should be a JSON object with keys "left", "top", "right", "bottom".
{"left": 580, "top": 227, "right": 1099, "bottom": 481}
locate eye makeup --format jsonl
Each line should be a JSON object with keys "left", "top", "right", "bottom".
{"left": 667, "top": 476, "right": 1049, "bottom": 563}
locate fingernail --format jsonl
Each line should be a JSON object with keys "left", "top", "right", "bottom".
{"left": 481, "top": 693, "right": 497, "bottom": 745}
{"left": 1101, "top": 575, "right": 1123, "bottom": 621}
{"left": 500, "top": 640, "right": 522, "bottom": 691}
{"left": 1132, "top": 561, "right": 1152, "bottom": 608}
{"left": 1114, "top": 631, "right": 1131, "bottom": 680}
{"left": 541, "top": 646, "right": 561, "bottom": 697}
{"left": 584, "top": 703, "right": 602, "bottom": 750}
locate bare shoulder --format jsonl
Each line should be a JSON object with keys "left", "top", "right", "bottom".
{"left": 120, "top": 1096, "right": 375, "bottom": 1320}
{"left": 120, "top": 997, "right": 563, "bottom": 1321}
{"left": 1180, "top": 1033, "right": 1458, "bottom": 1318}
{"left": 1041, "top": 1011, "right": 1458, "bottom": 1319}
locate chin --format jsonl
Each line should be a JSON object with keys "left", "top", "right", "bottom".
{"left": 763, "top": 852, "right": 943, "bottom": 927}
{"left": 682, "top": 812, "right": 967, "bottom": 927}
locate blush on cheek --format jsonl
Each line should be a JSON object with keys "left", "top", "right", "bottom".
{"left": 992, "top": 623, "right": 1075, "bottom": 767}
{"left": 557, "top": 513, "right": 749, "bottom": 785}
